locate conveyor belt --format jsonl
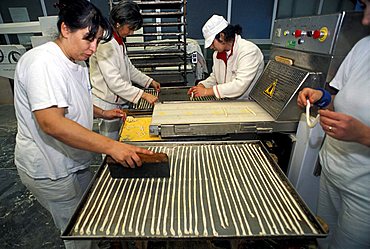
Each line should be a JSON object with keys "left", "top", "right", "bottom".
{"left": 62, "top": 141, "right": 326, "bottom": 239}
{"left": 132, "top": 88, "right": 222, "bottom": 110}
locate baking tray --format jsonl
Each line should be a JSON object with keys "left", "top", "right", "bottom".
{"left": 62, "top": 140, "right": 327, "bottom": 240}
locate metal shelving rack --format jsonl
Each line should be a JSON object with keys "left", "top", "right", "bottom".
{"left": 111, "top": 0, "right": 187, "bottom": 86}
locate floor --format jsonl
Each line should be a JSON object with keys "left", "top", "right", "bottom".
{"left": 0, "top": 104, "right": 64, "bottom": 248}
{"left": 0, "top": 104, "right": 105, "bottom": 249}
{"left": 0, "top": 104, "right": 317, "bottom": 249}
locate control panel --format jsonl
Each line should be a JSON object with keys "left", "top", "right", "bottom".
{"left": 272, "top": 13, "right": 342, "bottom": 55}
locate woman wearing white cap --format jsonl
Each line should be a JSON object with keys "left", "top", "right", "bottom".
{"left": 188, "top": 15, "right": 264, "bottom": 99}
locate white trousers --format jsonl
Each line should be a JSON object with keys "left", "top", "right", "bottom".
{"left": 317, "top": 173, "right": 370, "bottom": 249}
{"left": 17, "top": 168, "right": 99, "bottom": 249}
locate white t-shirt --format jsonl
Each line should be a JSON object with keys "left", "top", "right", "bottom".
{"left": 14, "top": 42, "right": 94, "bottom": 180}
{"left": 320, "top": 36, "right": 370, "bottom": 194}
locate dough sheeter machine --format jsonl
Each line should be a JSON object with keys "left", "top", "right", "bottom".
{"left": 149, "top": 59, "right": 321, "bottom": 138}
{"left": 61, "top": 11, "right": 369, "bottom": 245}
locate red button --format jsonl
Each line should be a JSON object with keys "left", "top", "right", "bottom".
{"left": 313, "top": 30, "right": 322, "bottom": 39}
{"left": 294, "top": 29, "right": 302, "bottom": 38}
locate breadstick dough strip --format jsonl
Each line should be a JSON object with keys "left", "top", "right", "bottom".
{"left": 86, "top": 175, "right": 114, "bottom": 235}
{"left": 183, "top": 146, "right": 189, "bottom": 234}
{"left": 231, "top": 145, "right": 266, "bottom": 234}
{"left": 75, "top": 167, "right": 108, "bottom": 234}
{"left": 134, "top": 179, "right": 150, "bottom": 235}
{"left": 156, "top": 148, "right": 170, "bottom": 235}
{"left": 141, "top": 178, "right": 155, "bottom": 236}
{"left": 198, "top": 146, "right": 208, "bottom": 236}
{"left": 254, "top": 144, "right": 303, "bottom": 234}
{"left": 214, "top": 146, "right": 240, "bottom": 236}
{"left": 229, "top": 145, "right": 256, "bottom": 218}
{"left": 249, "top": 145, "right": 292, "bottom": 233}
{"left": 100, "top": 179, "right": 123, "bottom": 233}
{"left": 256, "top": 145, "right": 317, "bottom": 234}
{"left": 205, "top": 145, "right": 227, "bottom": 229}
{"left": 251, "top": 144, "right": 303, "bottom": 234}
{"left": 244, "top": 144, "right": 286, "bottom": 234}
{"left": 170, "top": 147, "right": 180, "bottom": 236}
{"left": 163, "top": 147, "right": 175, "bottom": 236}
{"left": 177, "top": 146, "right": 185, "bottom": 236}
{"left": 306, "top": 99, "right": 320, "bottom": 128}
{"left": 106, "top": 179, "right": 128, "bottom": 235}
{"left": 235, "top": 145, "right": 271, "bottom": 235}
{"left": 226, "top": 145, "right": 264, "bottom": 235}
{"left": 121, "top": 179, "right": 139, "bottom": 235}
{"left": 188, "top": 146, "right": 193, "bottom": 234}
{"left": 113, "top": 179, "right": 134, "bottom": 235}
{"left": 220, "top": 146, "right": 249, "bottom": 235}
{"left": 128, "top": 178, "right": 145, "bottom": 233}
{"left": 151, "top": 178, "right": 161, "bottom": 235}
{"left": 209, "top": 145, "right": 230, "bottom": 228}
{"left": 193, "top": 149, "right": 199, "bottom": 236}
{"left": 132, "top": 146, "right": 155, "bottom": 236}
{"left": 149, "top": 147, "right": 160, "bottom": 235}
{"left": 201, "top": 145, "right": 218, "bottom": 236}
{"left": 241, "top": 145, "right": 278, "bottom": 234}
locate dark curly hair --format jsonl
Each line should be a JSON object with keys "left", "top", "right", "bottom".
{"left": 55, "top": 0, "right": 112, "bottom": 42}
{"left": 215, "top": 24, "right": 243, "bottom": 43}
{"left": 110, "top": 0, "right": 143, "bottom": 31}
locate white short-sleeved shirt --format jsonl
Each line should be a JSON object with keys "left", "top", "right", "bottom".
{"left": 320, "top": 36, "right": 370, "bottom": 194}
{"left": 14, "top": 42, "right": 93, "bottom": 180}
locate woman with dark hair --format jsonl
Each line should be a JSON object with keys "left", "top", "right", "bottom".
{"left": 13, "top": 1, "right": 152, "bottom": 248}
{"left": 188, "top": 15, "right": 264, "bottom": 100}
{"left": 90, "top": 0, "right": 161, "bottom": 140}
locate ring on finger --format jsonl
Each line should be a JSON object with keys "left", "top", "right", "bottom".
{"left": 328, "top": 126, "right": 333, "bottom": 131}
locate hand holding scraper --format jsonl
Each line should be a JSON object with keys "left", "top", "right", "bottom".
{"left": 106, "top": 152, "right": 170, "bottom": 178}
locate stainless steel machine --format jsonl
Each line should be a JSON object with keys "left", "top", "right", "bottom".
{"left": 149, "top": 11, "right": 369, "bottom": 140}
{"left": 62, "top": 10, "right": 369, "bottom": 245}
{"left": 272, "top": 11, "right": 370, "bottom": 212}
{"left": 148, "top": 59, "right": 322, "bottom": 138}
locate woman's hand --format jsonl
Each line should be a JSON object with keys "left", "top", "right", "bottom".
{"left": 142, "top": 92, "right": 158, "bottom": 105}
{"left": 108, "top": 142, "right": 154, "bottom": 168}
{"left": 188, "top": 84, "right": 213, "bottom": 97}
{"left": 319, "top": 109, "right": 370, "bottom": 146}
{"left": 151, "top": 80, "right": 161, "bottom": 92}
{"left": 297, "top": 87, "right": 323, "bottom": 108}
{"left": 102, "top": 109, "right": 126, "bottom": 120}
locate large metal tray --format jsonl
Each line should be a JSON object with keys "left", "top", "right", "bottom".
{"left": 62, "top": 140, "right": 327, "bottom": 240}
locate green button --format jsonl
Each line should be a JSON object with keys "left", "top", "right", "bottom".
{"left": 286, "top": 40, "right": 296, "bottom": 48}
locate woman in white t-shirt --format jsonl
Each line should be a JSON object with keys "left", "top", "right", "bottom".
{"left": 297, "top": 2, "right": 370, "bottom": 248}
{"left": 13, "top": 1, "right": 152, "bottom": 248}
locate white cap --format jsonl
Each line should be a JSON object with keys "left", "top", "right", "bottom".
{"left": 202, "top": 15, "right": 228, "bottom": 48}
